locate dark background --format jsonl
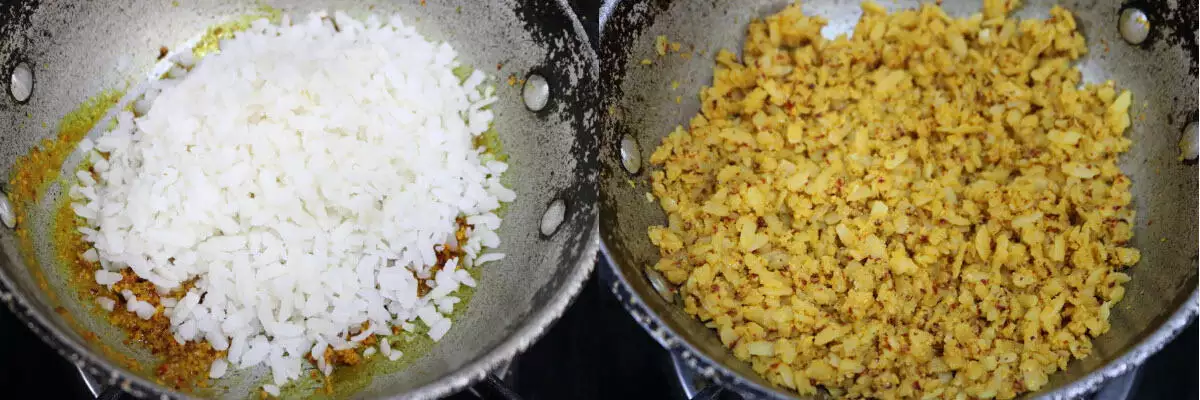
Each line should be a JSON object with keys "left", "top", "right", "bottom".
{"left": 1, "top": 1, "right": 1195, "bottom": 399}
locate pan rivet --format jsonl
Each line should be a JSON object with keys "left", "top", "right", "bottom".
{"left": 540, "top": 199, "right": 565, "bottom": 236}
{"left": 0, "top": 192, "right": 15, "bottom": 228}
{"left": 1119, "top": 8, "right": 1150, "bottom": 45}
{"left": 644, "top": 267, "right": 673, "bottom": 303}
{"left": 9, "top": 62, "right": 33, "bottom": 103}
{"left": 1180, "top": 121, "right": 1198, "bottom": 162}
{"left": 522, "top": 74, "right": 550, "bottom": 112}
{"left": 620, "top": 135, "right": 642, "bottom": 174}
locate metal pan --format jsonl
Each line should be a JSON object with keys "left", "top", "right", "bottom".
{"left": 0, "top": 0, "right": 599, "bottom": 398}
{"left": 598, "top": 0, "right": 1197, "bottom": 398}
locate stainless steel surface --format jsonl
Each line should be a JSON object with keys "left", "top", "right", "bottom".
{"left": 599, "top": 0, "right": 1199, "bottom": 399}
{"left": 1090, "top": 368, "right": 1140, "bottom": 400}
{"left": 0, "top": 0, "right": 599, "bottom": 399}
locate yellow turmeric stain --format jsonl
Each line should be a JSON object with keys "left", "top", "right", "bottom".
{"left": 5, "top": 88, "right": 153, "bottom": 378}
{"left": 7, "top": 89, "right": 123, "bottom": 302}
{"left": 192, "top": 6, "right": 282, "bottom": 58}
{"left": 9, "top": 90, "right": 122, "bottom": 210}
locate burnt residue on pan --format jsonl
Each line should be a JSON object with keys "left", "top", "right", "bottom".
{"left": 1119, "top": 0, "right": 1199, "bottom": 74}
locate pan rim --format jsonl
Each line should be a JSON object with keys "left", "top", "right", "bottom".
{"left": 0, "top": 0, "right": 602, "bottom": 397}
{"left": 597, "top": 239, "right": 791, "bottom": 399}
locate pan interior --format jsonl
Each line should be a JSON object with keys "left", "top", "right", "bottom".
{"left": 599, "top": 0, "right": 1197, "bottom": 398}
{"left": 0, "top": 0, "right": 598, "bottom": 398}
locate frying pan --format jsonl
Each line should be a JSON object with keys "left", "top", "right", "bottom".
{"left": 598, "top": 0, "right": 1197, "bottom": 398}
{"left": 0, "top": 0, "right": 598, "bottom": 398}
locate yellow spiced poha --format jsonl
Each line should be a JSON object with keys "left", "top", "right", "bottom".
{"left": 646, "top": 1, "right": 1139, "bottom": 399}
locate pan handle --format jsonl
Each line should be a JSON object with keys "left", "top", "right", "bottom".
{"left": 445, "top": 374, "right": 524, "bottom": 400}
{"left": 691, "top": 384, "right": 743, "bottom": 400}
{"left": 94, "top": 385, "right": 130, "bottom": 400}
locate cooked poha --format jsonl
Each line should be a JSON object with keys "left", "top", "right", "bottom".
{"left": 647, "top": 1, "right": 1139, "bottom": 399}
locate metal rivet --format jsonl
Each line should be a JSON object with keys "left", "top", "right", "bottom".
{"left": 10, "top": 62, "right": 32, "bottom": 102}
{"left": 0, "top": 192, "right": 15, "bottom": 228}
{"left": 522, "top": 74, "right": 549, "bottom": 112}
{"left": 1119, "top": 8, "right": 1150, "bottom": 45}
{"left": 644, "top": 267, "right": 672, "bottom": 303}
{"left": 540, "top": 199, "right": 565, "bottom": 236}
{"left": 1180, "top": 121, "right": 1198, "bottom": 161}
{"left": 620, "top": 134, "right": 642, "bottom": 174}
